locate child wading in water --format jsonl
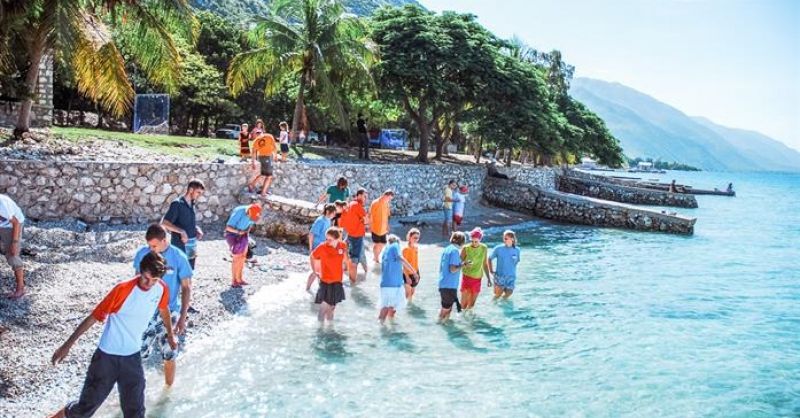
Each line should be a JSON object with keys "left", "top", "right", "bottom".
{"left": 306, "top": 204, "right": 337, "bottom": 291}
{"left": 489, "top": 230, "right": 521, "bottom": 299}
{"left": 278, "top": 121, "right": 290, "bottom": 162}
{"left": 460, "top": 227, "right": 493, "bottom": 314}
{"left": 402, "top": 228, "right": 421, "bottom": 302}
{"left": 224, "top": 202, "right": 262, "bottom": 287}
{"left": 438, "top": 232, "right": 466, "bottom": 322}
{"left": 310, "top": 227, "right": 352, "bottom": 322}
{"left": 378, "top": 235, "right": 418, "bottom": 324}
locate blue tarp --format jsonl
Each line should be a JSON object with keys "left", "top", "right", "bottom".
{"left": 369, "top": 129, "right": 408, "bottom": 149}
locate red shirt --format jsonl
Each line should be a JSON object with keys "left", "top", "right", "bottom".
{"left": 340, "top": 201, "right": 367, "bottom": 238}
{"left": 311, "top": 241, "right": 349, "bottom": 283}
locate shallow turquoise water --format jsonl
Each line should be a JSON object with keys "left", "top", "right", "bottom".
{"left": 102, "top": 171, "right": 800, "bottom": 417}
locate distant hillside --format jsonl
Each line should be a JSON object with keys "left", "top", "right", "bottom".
{"left": 570, "top": 78, "right": 800, "bottom": 172}
{"left": 190, "top": 0, "right": 421, "bottom": 20}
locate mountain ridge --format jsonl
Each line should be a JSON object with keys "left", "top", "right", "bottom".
{"left": 570, "top": 77, "right": 800, "bottom": 172}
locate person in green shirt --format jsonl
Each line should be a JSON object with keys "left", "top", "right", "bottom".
{"left": 317, "top": 177, "right": 350, "bottom": 205}
{"left": 460, "top": 227, "right": 493, "bottom": 312}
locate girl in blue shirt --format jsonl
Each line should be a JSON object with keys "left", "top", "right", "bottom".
{"left": 489, "top": 230, "right": 521, "bottom": 299}
{"left": 378, "top": 235, "right": 418, "bottom": 324}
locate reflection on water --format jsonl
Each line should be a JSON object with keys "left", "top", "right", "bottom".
{"left": 92, "top": 172, "right": 800, "bottom": 417}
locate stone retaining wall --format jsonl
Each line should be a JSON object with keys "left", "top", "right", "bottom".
{"left": 557, "top": 176, "right": 698, "bottom": 208}
{"left": 482, "top": 177, "right": 696, "bottom": 234}
{"left": 500, "top": 166, "right": 559, "bottom": 190}
{"left": 0, "top": 54, "right": 54, "bottom": 128}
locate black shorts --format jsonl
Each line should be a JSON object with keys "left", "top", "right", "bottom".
{"left": 66, "top": 349, "right": 145, "bottom": 417}
{"left": 258, "top": 156, "right": 274, "bottom": 177}
{"left": 280, "top": 143, "right": 290, "bottom": 153}
{"left": 439, "top": 288, "right": 458, "bottom": 309}
{"left": 404, "top": 273, "right": 420, "bottom": 288}
{"left": 315, "top": 282, "right": 345, "bottom": 306}
{"left": 371, "top": 233, "right": 387, "bottom": 244}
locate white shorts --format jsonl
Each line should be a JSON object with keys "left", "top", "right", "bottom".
{"left": 379, "top": 286, "right": 407, "bottom": 310}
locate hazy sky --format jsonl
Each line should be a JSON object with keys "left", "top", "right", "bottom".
{"left": 421, "top": 0, "right": 800, "bottom": 152}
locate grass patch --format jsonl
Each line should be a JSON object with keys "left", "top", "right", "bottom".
{"left": 50, "top": 127, "right": 324, "bottom": 160}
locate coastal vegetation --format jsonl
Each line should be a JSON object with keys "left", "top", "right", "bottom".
{"left": 627, "top": 158, "right": 702, "bottom": 172}
{"left": 1, "top": 0, "right": 624, "bottom": 167}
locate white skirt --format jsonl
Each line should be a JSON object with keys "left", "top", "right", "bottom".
{"left": 379, "top": 286, "right": 407, "bottom": 310}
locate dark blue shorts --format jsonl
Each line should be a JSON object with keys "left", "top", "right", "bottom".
{"left": 347, "top": 236, "right": 363, "bottom": 260}
{"left": 66, "top": 349, "right": 145, "bottom": 418}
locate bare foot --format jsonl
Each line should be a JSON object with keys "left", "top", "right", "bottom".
{"left": 7, "top": 289, "right": 25, "bottom": 299}
{"left": 240, "top": 280, "right": 250, "bottom": 286}
{"left": 231, "top": 283, "right": 241, "bottom": 288}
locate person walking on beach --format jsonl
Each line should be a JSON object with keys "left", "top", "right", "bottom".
{"left": 317, "top": 177, "right": 350, "bottom": 206}
{"left": 460, "top": 227, "right": 492, "bottom": 313}
{"left": 489, "top": 230, "right": 521, "bottom": 299}
{"left": 357, "top": 113, "right": 369, "bottom": 160}
{"left": 452, "top": 184, "right": 468, "bottom": 231}
{"left": 49, "top": 252, "right": 175, "bottom": 418}
{"left": 133, "top": 224, "right": 192, "bottom": 386}
{"left": 306, "top": 204, "right": 337, "bottom": 291}
{"left": 0, "top": 194, "right": 26, "bottom": 299}
{"left": 248, "top": 132, "right": 278, "bottom": 197}
{"left": 438, "top": 231, "right": 466, "bottom": 322}
{"left": 339, "top": 189, "right": 369, "bottom": 283}
{"left": 369, "top": 190, "right": 394, "bottom": 263}
{"left": 225, "top": 201, "right": 262, "bottom": 287}
{"left": 441, "top": 180, "right": 457, "bottom": 237}
{"left": 309, "top": 227, "right": 351, "bottom": 322}
{"left": 402, "top": 228, "right": 421, "bottom": 302}
{"left": 161, "top": 180, "right": 205, "bottom": 270}
{"left": 278, "top": 121, "right": 290, "bottom": 162}
{"left": 378, "top": 235, "right": 417, "bottom": 324}
{"left": 238, "top": 123, "right": 250, "bottom": 160}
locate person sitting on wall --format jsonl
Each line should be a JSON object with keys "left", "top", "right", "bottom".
{"left": 486, "top": 160, "right": 511, "bottom": 180}
{"left": 726, "top": 183, "right": 734, "bottom": 193}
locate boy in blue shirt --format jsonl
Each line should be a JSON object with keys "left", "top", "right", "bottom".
{"left": 489, "top": 230, "right": 521, "bottom": 299}
{"left": 133, "top": 223, "right": 192, "bottom": 386}
{"left": 438, "top": 231, "right": 466, "bottom": 321}
{"left": 306, "top": 204, "right": 337, "bottom": 291}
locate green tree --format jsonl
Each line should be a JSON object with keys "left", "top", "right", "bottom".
{"left": 226, "top": 0, "right": 375, "bottom": 140}
{"left": 0, "top": 0, "right": 194, "bottom": 137}
{"left": 371, "top": 6, "right": 503, "bottom": 162}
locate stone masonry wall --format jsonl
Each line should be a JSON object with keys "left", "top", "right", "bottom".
{"left": 0, "top": 53, "right": 54, "bottom": 128}
{"left": 0, "top": 160, "right": 249, "bottom": 223}
{"left": 557, "top": 175, "right": 698, "bottom": 208}
{"left": 502, "top": 166, "right": 560, "bottom": 190}
{"left": 483, "top": 177, "right": 696, "bottom": 235}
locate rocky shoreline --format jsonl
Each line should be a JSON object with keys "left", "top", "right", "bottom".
{"left": 0, "top": 220, "right": 310, "bottom": 417}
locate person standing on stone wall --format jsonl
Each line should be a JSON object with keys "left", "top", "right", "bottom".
{"left": 0, "top": 194, "right": 25, "bottom": 299}
{"left": 161, "top": 180, "right": 205, "bottom": 270}
{"left": 248, "top": 132, "right": 278, "bottom": 197}
{"left": 238, "top": 123, "right": 250, "bottom": 161}
{"left": 357, "top": 113, "right": 369, "bottom": 160}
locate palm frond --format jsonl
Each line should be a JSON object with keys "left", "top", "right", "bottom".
{"left": 227, "top": 47, "right": 300, "bottom": 97}
{"left": 72, "top": 36, "right": 133, "bottom": 116}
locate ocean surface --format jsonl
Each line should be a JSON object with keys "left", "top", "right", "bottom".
{"left": 99, "top": 171, "right": 799, "bottom": 417}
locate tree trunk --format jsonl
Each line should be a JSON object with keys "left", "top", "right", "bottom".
{"left": 14, "top": 32, "right": 46, "bottom": 138}
{"left": 191, "top": 114, "right": 199, "bottom": 136}
{"left": 475, "top": 136, "right": 483, "bottom": 164}
{"left": 505, "top": 148, "right": 512, "bottom": 167}
{"left": 291, "top": 70, "right": 308, "bottom": 142}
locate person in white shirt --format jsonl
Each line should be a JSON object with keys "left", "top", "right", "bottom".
{"left": 0, "top": 194, "right": 25, "bottom": 299}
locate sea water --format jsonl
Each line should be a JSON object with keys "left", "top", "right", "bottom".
{"left": 99, "top": 171, "right": 799, "bottom": 417}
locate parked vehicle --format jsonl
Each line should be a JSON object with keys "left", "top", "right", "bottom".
{"left": 369, "top": 129, "right": 408, "bottom": 149}
{"left": 215, "top": 124, "right": 241, "bottom": 139}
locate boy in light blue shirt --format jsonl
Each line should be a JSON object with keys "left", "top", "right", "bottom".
{"left": 489, "top": 230, "right": 521, "bottom": 299}
{"left": 133, "top": 223, "right": 192, "bottom": 387}
{"left": 438, "top": 231, "right": 466, "bottom": 321}
{"left": 306, "top": 204, "right": 337, "bottom": 291}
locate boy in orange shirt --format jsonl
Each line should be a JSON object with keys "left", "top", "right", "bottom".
{"left": 369, "top": 190, "right": 394, "bottom": 263}
{"left": 309, "top": 227, "right": 352, "bottom": 322}
{"left": 248, "top": 133, "right": 278, "bottom": 197}
{"left": 402, "top": 228, "right": 421, "bottom": 301}
{"left": 339, "top": 189, "right": 369, "bottom": 283}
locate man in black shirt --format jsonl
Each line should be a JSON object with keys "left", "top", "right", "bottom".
{"left": 357, "top": 113, "right": 369, "bottom": 160}
{"left": 162, "top": 180, "right": 205, "bottom": 269}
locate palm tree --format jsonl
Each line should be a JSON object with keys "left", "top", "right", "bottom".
{"left": 1, "top": 0, "right": 193, "bottom": 138}
{"left": 226, "top": 0, "right": 375, "bottom": 140}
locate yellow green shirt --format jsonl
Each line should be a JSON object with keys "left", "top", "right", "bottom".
{"left": 443, "top": 187, "right": 453, "bottom": 209}
{"left": 462, "top": 243, "right": 488, "bottom": 278}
